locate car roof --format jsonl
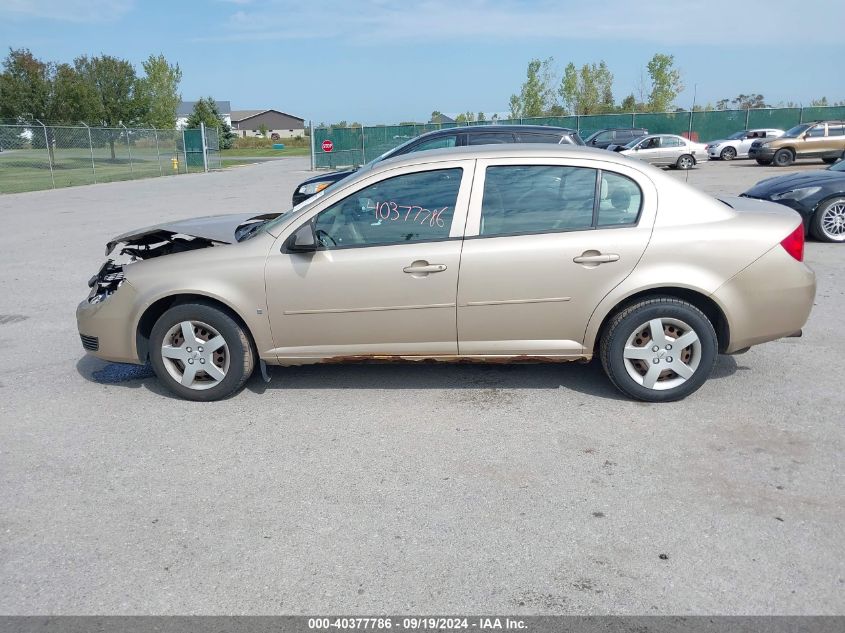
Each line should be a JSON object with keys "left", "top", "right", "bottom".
{"left": 418, "top": 124, "right": 577, "bottom": 138}
{"left": 371, "top": 143, "right": 635, "bottom": 173}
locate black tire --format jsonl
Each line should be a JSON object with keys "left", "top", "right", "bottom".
{"left": 599, "top": 297, "right": 718, "bottom": 402}
{"left": 756, "top": 158, "right": 772, "bottom": 166}
{"left": 822, "top": 157, "right": 837, "bottom": 165}
{"left": 773, "top": 149, "right": 794, "bottom": 167}
{"left": 810, "top": 196, "right": 845, "bottom": 243}
{"left": 149, "top": 302, "right": 255, "bottom": 401}
{"left": 720, "top": 146, "right": 737, "bottom": 161}
{"left": 675, "top": 154, "right": 695, "bottom": 170}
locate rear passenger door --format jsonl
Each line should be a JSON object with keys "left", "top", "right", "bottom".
{"left": 456, "top": 158, "right": 657, "bottom": 357}
{"left": 659, "top": 135, "right": 683, "bottom": 165}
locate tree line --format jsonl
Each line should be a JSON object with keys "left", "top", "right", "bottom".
{"left": 507, "top": 53, "right": 843, "bottom": 118}
{"left": 0, "top": 48, "right": 235, "bottom": 154}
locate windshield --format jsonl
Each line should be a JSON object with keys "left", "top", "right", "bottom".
{"left": 829, "top": 159, "right": 845, "bottom": 172}
{"left": 258, "top": 166, "right": 374, "bottom": 236}
{"left": 783, "top": 124, "right": 812, "bottom": 138}
{"left": 727, "top": 131, "right": 746, "bottom": 140}
{"left": 623, "top": 137, "right": 644, "bottom": 149}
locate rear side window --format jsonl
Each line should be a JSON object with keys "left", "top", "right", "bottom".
{"left": 468, "top": 132, "right": 515, "bottom": 145}
{"left": 515, "top": 132, "right": 563, "bottom": 144}
{"left": 480, "top": 165, "right": 597, "bottom": 237}
{"left": 615, "top": 130, "right": 632, "bottom": 140}
{"left": 597, "top": 172, "right": 643, "bottom": 227}
{"left": 662, "top": 136, "right": 681, "bottom": 147}
{"left": 313, "top": 168, "right": 462, "bottom": 249}
{"left": 827, "top": 124, "right": 844, "bottom": 137}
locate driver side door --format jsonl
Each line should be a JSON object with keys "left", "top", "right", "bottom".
{"left": 264, "top": 161, "right": 474, "bottom": 360}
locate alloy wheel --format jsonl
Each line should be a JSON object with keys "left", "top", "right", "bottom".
{"left": 160, "top": 320, "right": 230, "bottom": 390}
{"left": 820, "top": 201, "right": 845, "bottom": 240}
{"left": 677, "top": 155, "right": 694, "bottom": 170}
{"left": 622, "top": 317, "right": 702, "bottom": 390}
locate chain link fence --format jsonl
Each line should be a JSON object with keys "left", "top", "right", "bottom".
{"left": 313, "top": 106, "right": 845, "bottom": 168}
{"left": 0, "top": 122, "right": 222, "bottom": 194}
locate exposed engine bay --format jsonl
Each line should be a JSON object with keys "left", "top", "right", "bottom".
{"left": 87, "top": 212, "right": 281, "bottom": 304}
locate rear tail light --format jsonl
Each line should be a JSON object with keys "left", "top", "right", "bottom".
{"left": 780, "top": 224, "right": 805, "bottom": 262}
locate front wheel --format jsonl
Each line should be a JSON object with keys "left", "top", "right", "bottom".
{"left": 676, "top": 154, "right": 695, "bottom": 170}
{"left": 149, "top": 302, "right": 255, "bottom": 401}
{"left": 811, "top": 197, "right": 845, "bottom": 242}
{"left": 720, "top": 147, "right": 737, "bottom": 161}
{"left": 599, "top": 298, "right": 718, "bottom": 402}
{"left": 822, "top": 157, "right": 837, "bottom": 165}
{"left": 756, "top": 158, "right": 772, "bottom": 166}
{"left": 773, "top": 149, "right": 794, "bottom": 167}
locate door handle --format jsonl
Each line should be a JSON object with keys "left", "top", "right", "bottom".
{"left": 573, "top": 253, "right": 620, "bottom": 264}
{"left": 403, "top": 263, "right": 447, "bottom": 274}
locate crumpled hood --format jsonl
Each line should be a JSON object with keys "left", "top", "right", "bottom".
{"left": 105, "top": 212, "right": 279, "bottom": 255}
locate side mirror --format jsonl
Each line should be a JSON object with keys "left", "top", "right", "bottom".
{"left": 284, "top": 222, "right": 317, "bottom": 253}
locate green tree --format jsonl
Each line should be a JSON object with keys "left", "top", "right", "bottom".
{"left": 186, "top": 96, "right": 235, "bottom": 149}
{"left": 560, "top": 60, "right": 614, "bottom": 115}
{"left": 646, "top": 53, "right": 683, "bottom": 112}
{"left": 430, "top": 110, "right": 444, "bottom": 124}
{"left": 732, "top": 94, "right": 767, "bottom": 109}
{"left": 476, "top": 111, "right": 486, "bottom": 122}
{"left": 0, "top": 49, "right": 99, "bottom": 158}
{"left": 619, "top": 94, "right": 637, "bottom": 112}
{"left": 508, "top": 94, "right": 522, "bottom": 120}
{"left": 514, "top": 58, "right": 546, "bottom": 118}
{"left": 810, "top": 97, "right": 829, "bottom": 107}
{"left": 258, "top": 123, "right": 268, "bottom": 137}
{"left": 75, "top": 54, "right": 145, "bottom": 158}
{"left": 138, "top": 54, "right": 181, "bottom": 128}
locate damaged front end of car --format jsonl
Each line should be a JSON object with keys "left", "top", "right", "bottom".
{"left": 85, "top": 212, "right": 280, "bottom": 305}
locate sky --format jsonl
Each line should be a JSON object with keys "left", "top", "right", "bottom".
{"left": 1, "top": 0, "right": 843, "bottom": 125}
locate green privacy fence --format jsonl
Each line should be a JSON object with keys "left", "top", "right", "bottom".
{"left": 313, "top": 106, "right": 845, "bottom": 168}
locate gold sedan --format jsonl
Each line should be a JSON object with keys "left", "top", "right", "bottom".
{"left": 77, "top": 145, "right": 816, "bottom": 402}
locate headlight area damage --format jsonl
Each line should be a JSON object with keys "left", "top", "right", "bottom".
{"left": 86, "top": 211, "right": 280, "bottom": 304}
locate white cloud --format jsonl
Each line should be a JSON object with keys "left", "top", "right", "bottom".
{"left": 0, "top": 0, "right": 133, "bottom": 22}
{"left": 198, "top": 0, "right": 844, "bottom": 46}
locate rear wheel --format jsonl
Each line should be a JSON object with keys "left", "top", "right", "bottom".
{"left": 773, "top": 149, "right": 794, "bottom": 167}
{"left": 149, "top": 302, "right": 255, "bottom": 401}
{"left": 600, "top": 298, "right": 717, "bottom": 402}
{"left": 811, "top": 197, "right": 845, "bottom": 242}
{"left": 720, "top": 146, "right": 737, "bottom": 161}
{"left": 676, "top": 154, "right": 695, "bottom": 170}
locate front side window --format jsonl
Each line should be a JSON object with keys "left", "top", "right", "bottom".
{"left": 311, "top": 168, "right": 462, "bottom": 249}
{"left": 410, "top": 135, "right": 458, "bottom": 152}
{"left": 807, "top": 125, "right": 826, "bottom": 138}
{"left": 479, "top": 165, "right": 597, "bottom": 237}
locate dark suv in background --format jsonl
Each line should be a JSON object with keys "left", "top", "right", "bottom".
{"left": 293, "top": 125, "right": 584, "bottom": 205}
{"left": 583, "top": 128, "right": 648, "bottom": 150}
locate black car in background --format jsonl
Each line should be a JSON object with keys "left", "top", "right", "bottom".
{"left": 292, "top": 125, "right": 584, "bottom": 205}
{"left": 583, "top": 128, "right": 648, "bottom": 150}
{"left": 741, "top": 158, "right": 845, "bottom": 242}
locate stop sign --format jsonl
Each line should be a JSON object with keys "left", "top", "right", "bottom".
{"left": 321, "top": 139, "right": 333, "bottom": 153}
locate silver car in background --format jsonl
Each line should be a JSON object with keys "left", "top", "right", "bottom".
{"left": 616, "top": 134, "right": 708, "bottom": 170}
{"left": 706, "top": 129, "right": 785, "bottom": 161}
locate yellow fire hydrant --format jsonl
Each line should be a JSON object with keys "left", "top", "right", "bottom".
{"left": 171, "top": 156, "right": 179, "bottom": 171}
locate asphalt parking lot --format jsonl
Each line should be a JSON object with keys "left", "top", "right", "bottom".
{"left": 0, "top": 157, "right": 843, "bottom": 615}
